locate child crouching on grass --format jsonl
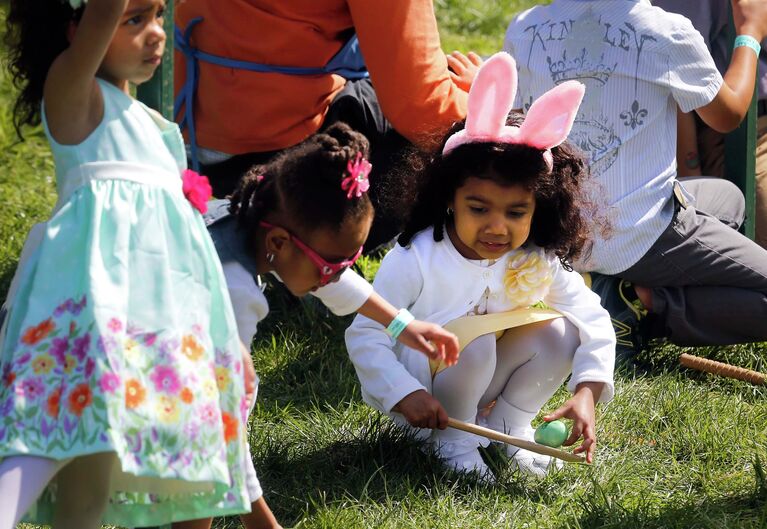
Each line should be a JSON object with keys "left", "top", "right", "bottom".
{"left": 346, "top": 53, "right": 616, "bottom": 481}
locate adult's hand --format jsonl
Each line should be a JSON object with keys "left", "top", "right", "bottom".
{"left": 447, "top": 51, "right": 483, "bottom": 92}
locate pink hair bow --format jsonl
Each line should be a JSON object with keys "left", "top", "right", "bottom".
{"left": 182, "top": 169, "right": 212, "bottom": 214}
{"left": 443, "top": 52, "right": 585, "bottom": 170}
{"left": 341, "top": 152, "right": 372, "bottom": 199}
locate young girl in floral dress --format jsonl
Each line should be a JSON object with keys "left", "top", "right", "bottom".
{"left": 0, "top": 0, "right": 253, "bottom": 526}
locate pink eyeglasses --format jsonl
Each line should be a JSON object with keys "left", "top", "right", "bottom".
{"left": 259, "top": 221, "right": 363, "bottom": 286}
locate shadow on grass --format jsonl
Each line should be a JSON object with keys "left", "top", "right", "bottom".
{"left": 249, "top": 281, "right": 362, "bottom": 414}
{"left": 567, "top": 459, "right": 767, "bottom": 529}
{"left": 245, "top": 418, "right": 542, "bottom": 527}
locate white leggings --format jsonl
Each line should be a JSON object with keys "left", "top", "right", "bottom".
{"left": 0, "top": 452, "right": 115, "bottom": 529}
{"left": 431, "top": 318, "right": 579, "bottom": 450}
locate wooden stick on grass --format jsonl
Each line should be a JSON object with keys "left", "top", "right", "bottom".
{"left": 447, "top": 417, "right": 586, "bottom": 463}
{"left": 679, "top": 353, "right": 766, "bottom": 385}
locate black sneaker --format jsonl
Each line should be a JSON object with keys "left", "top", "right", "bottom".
{"left": 583, "top": 272, "right": 649, "bottom": 361}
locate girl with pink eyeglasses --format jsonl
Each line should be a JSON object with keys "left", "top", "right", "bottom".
{"left": 176, "top": 122, "right": 459, "bottom": 529}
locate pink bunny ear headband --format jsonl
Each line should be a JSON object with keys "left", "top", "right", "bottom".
{"left": 443, "top": 52, "right": 585, "bottom": 171}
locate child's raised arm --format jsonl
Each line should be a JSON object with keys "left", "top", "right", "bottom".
{"left": 44, "top": 0, "right": 129, "bottom": 144}
{"left": 696, "top": 0, "right": 767, "bottom": 132}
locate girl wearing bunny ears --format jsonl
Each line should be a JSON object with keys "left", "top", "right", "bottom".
{"left": 345, "top": 52, "right": 616, "bottom": 480}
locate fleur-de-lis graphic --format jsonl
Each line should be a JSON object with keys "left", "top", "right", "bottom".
{"left": 620, "top": 100, "right": 648, "bottom": 130}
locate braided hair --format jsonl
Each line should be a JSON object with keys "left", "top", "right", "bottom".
{"left": 5, "top": 0, "right": 84, "bottom": 138}
{"left": 398, "top": 113, "right": 606, "bottom": 269}
{"left": 229, "top": 122, "right": 374, "bottom": 236}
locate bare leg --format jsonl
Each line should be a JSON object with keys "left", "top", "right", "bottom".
{"left": 52, "top": 452, "right": 116, "bottom": 529}
{"left": 172, "top": 497, "right": 281, "bottom": 529}
{"left": 173, "top": 518, "right": 213, "bottom": 529}
{"left": 240, "top": 497, "right": 282, "bottom": 529}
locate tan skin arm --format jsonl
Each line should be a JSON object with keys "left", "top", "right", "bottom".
{"left": 357, "top": 292, "right": 460, "bottom": 366}
{"left": 43, "top": 0, "right": 128, "bottom": 145}
{"left": 696, "top": 0, "right": 767, "bottom": 132}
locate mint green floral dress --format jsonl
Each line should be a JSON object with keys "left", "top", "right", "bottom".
{"left": 0, "top": 80, "right": 250, "bottom": 525}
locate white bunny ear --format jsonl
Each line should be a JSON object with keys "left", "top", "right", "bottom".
{"left": 465, "top": 52, "right": 518, "bottom": 138}
{"left": 516, "top": 81, "right": 585, "bottom": 150}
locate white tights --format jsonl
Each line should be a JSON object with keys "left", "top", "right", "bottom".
{"left": 0, "top": 452, "right": 115, "bottom": 529}
{"left": 430, "top": 318, "right": 579, "bottom": 450}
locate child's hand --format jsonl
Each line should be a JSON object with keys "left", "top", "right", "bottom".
{"left": 240, "top": 342, "right": 257, "bottom": 409}
{"left": 446, "top": 51, "right": 484, "bottom": 92}
{"left": 732, "top": 0, "right": 767, "bottom": 41}
{"left": 392, "top": 389, "right": 449, "bottom": 430}
{"left": 542, "top": 382, "right": 604, "bottom": 464}
{"left": 397, "top": 320, "right": 460, "bottom": 366}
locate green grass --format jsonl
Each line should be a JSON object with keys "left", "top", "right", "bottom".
{"left": 2, "top": 1, "right": 767, "bottom": 528}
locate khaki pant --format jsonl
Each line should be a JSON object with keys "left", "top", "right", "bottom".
{"left": 697, "top": 115, "right": 767, "bottom": 248}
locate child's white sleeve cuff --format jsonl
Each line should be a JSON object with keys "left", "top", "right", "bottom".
{"left": 312, "top": 269, "right": 374, "bottom": 315}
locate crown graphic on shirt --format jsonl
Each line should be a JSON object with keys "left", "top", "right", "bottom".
{"left": 547, "top": 49, "right": 616, "bottom": 86}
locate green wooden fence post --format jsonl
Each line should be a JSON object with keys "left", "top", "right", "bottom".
{"left": 136, "top": 2, "right": 175, "bottom": 120}
{"left": 724, "top": 5, "right": 757, "bottom": 239}
{"left": 724, "top": 88, "right": 757, "bottom": 239}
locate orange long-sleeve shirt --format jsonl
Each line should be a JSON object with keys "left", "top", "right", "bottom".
{"left": 174, "top": 0, "right": 468, "bottom": 154}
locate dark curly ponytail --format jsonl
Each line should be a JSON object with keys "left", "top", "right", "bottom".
{"left": 229, "top": 122, "right": 374, "bottom": 236}
{"left": 5, "top": 0, "right": 83, "bottom": 138}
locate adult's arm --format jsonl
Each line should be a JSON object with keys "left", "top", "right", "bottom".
{"left": 348, "top": 0, "right": 468, "bottom": 150}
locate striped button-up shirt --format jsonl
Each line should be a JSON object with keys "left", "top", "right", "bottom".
{"left": 505, "top": 0, "right": 723, "bottom": 274}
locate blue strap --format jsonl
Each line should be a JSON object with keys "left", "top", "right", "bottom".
{"left": 174, "top": 17, "right": 369, "bottom": 172}
{"left": 174, "top": 17, "right": 203, "bottom": 171}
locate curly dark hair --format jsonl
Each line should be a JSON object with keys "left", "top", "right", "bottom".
{"left": 398, "top": 113, "right": 605, "bottom": 269}
{"left": 229, "top": 122, "right": 374, "bottom": 236}
{"left": 4, "top": 0, "right": 84, "bottom": 138}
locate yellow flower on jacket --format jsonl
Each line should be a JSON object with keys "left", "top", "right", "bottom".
{"left": 503, "top": 248, "right": 553, "bottom": 308}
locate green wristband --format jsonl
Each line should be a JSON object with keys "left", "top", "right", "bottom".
{"left": 385, "top": 308, "right": 415, "bottom": 342}
{"left": 734, "top": 35, "right": 761, "bottom": 57}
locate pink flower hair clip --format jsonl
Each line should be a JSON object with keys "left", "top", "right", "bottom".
{"left": 182, "top": 169, "right": 212, "bottom": 214}
{"left": 443, "top": 52, "right": 585, "bottom": 171}
{"left": 341, "top": 152, "right": 372, "bottom": 199}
